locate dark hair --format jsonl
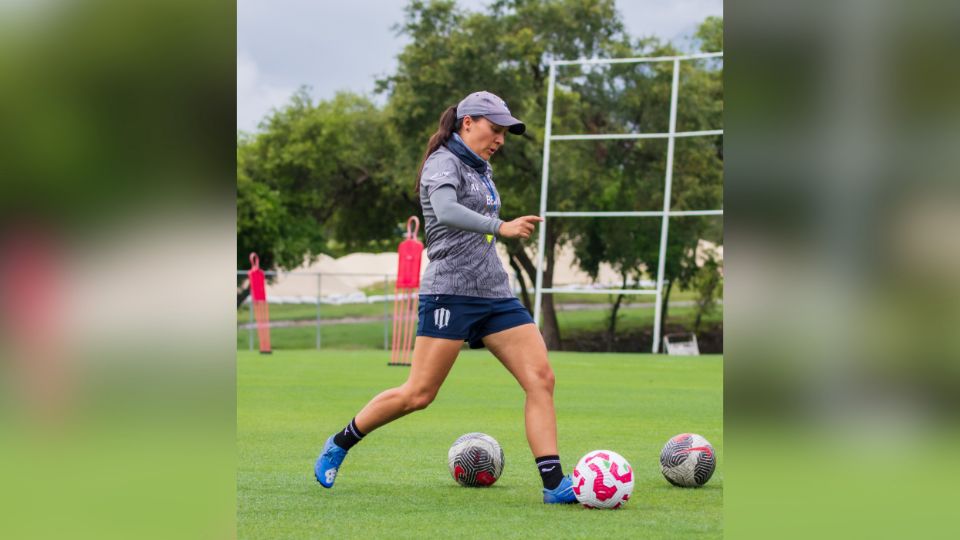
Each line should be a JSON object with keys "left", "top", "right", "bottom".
{"left": 416, "top": 105, "right": 459, "bottom": 195}
{"left": 415, "top": 107, "right": 489, "bottom": 196}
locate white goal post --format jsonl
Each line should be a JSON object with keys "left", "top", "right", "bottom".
{"left": 532, "top": 52, "right": 724, "bottom": 353}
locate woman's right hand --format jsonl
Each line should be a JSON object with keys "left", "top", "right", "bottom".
{"left": 498, "top": 216, "right": 544, "bottom": 239}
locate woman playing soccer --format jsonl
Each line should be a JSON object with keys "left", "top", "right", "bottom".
{"left": 314, "top": 91, "right": 576, "bottom": 504}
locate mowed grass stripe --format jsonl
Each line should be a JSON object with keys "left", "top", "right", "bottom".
{"left": 236, "top": 305, "right": 722, "bottom": 350}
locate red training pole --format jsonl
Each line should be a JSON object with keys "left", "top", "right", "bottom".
{"left": 248, "top": 252, "right": 272, "bottom": 354}
{"left": 389, "top": 217, "right": 423, "bottom": 366}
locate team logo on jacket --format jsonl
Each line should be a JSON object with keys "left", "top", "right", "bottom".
{"left": 434, "top": 307, "right": 451, "bottom": 329}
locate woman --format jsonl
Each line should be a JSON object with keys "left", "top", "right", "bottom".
{"left": 314, "top": 91, "right": 576, "bottom": 504}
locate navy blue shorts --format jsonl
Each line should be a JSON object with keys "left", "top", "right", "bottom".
{"left": 417, "top": 294, "right": 535, "bottom": 349}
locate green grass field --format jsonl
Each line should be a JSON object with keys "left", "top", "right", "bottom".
{"left": 237, "top": 350, "right": 722, "bottom": 539}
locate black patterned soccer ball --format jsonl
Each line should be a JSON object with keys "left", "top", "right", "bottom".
{"left": 447, "top": 432, "right": 504, "bottom": 487}
{"left": 660, "top": 433, "right": 716, "bottom": 487}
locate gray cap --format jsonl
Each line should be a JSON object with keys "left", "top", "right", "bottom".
{"left": 456, "top": 91, "right": 526, "bottom": 135}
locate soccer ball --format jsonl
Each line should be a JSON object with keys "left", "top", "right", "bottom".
{"left": 447, "top": 433, "right": 504, "bottom": 487}
{"left": 572, "top": 450, "right": 634, "bottom": 509}
{"left": 660, "top": 433, "right": 716, "bottom": 487}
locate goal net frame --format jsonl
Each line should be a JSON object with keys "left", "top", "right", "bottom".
{"left": 533, "top": 52, "right": 724, "bottom": 353}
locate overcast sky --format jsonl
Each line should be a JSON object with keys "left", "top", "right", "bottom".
{"left": 238, "top": 0, "right": 722, "bottom": 132}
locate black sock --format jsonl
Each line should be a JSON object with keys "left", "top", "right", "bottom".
{"left": 536, "top": 455, "right": 564, "bottom": 490}
{"left": 332, "top": 418, "right": 365, "bottom": 451}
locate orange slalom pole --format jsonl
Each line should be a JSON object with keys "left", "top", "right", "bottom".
{"left": 390, "top": 291, "right": 403, "bottom": 364}
{"left": 401, "top": 291, "right": 417, "bottom": 365}
{"left": 254, "top": 301, "right": 272, "bottom": 354}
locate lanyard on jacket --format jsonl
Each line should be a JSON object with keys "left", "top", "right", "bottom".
{"left": 477, "top": 169, "right": 499, "bottom": 213}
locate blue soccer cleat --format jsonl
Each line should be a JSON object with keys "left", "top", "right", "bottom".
{"left": 542, "top": 474, "right": 578, "bottom": 504}
{"left": 314, "top": 435, "right": 348, "bottom": 488}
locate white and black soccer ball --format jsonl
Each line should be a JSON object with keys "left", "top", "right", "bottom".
{"left": 572, "top": 450, "right": 634, "bottom": 509}
{"left": 448, "top": 433, "right": 504, "bottom": 487}
{"left": 660, "top": 433, "right": 716, "bottom": 487}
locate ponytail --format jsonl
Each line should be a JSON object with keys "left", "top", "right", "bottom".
{"left": 415, "top": 105, "right": 459, "bottom": 195}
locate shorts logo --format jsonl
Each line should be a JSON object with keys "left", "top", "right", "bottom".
{"left": 433, "top": 307, "right": 451, "bottom": 329}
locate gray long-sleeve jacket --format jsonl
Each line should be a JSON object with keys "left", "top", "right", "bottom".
{"left": 418, "top": 146, "right": 512, "bottom": 298}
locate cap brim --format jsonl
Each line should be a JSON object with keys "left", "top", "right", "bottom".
{"left": 488, "top": 114, "right": 526, "bottom": 135}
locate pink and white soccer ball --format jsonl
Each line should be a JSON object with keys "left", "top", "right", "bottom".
{"left": 571, "top": 450, "right": 634, "bottom": 509}
{"left": 660, "top": 433, "right": 716, "bottom": 487}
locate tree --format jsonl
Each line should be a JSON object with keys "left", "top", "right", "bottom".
{"left": 237, "top": 90, "right": 412, "bottom": 305}
{"left": 378, "top": 0, "right": 638, "bottom": 348}
{"left": 692, "top": 250, "right": 723, "bottom": 334}
{"left": 696, "top": 15, "right": 723, "bottom": 53}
